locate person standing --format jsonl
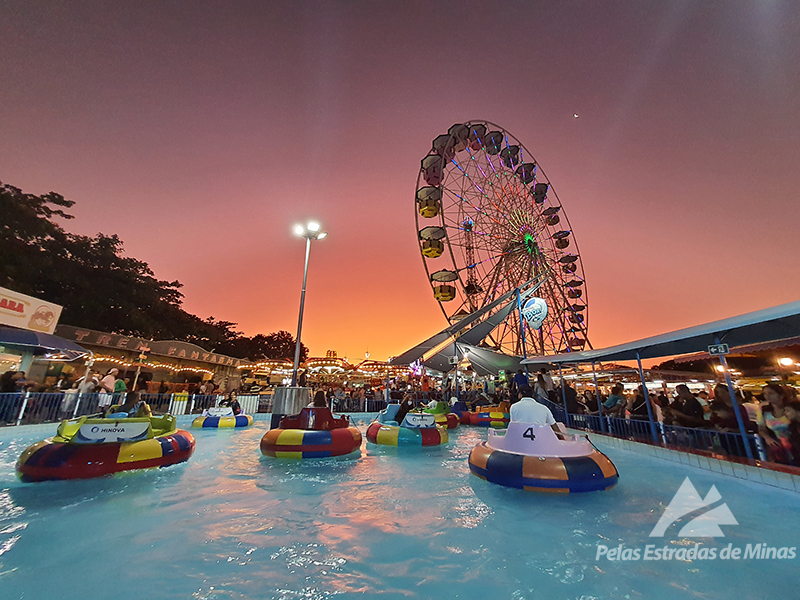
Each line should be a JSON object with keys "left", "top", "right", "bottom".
{"left": 513, "top": 369, "right": 529, "bottom": 390}
{"left": 98, "top": 368, "right": 119, "bottom": 409}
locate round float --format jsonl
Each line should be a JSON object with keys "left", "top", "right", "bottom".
{"left": 17, "top": 415, "right": 195, "bottom": 482}
{"left": 468, "top": 422, "right": 617, "bottom": 493}
{"left": 260, "top": 407, "right": 361, "bottom": 458}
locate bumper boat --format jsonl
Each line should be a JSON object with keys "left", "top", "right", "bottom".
{"left": 466, "top": 406, "right": 510, "bottom": 428}
{"left": 468, "top": 422, "right": 618, "bottom": 493}
{"left": 17, "top": 414, "right": 195, "bottom": 482}
{"left": 260, "top": 407, "right": 362, "bottom": 458}
{"left": 366, "top": 405, "right": 448, "bottom": 446}
{"left": 192, "top": 406, "right": 254, "bottom": 428}
{"left": 422, "top": 402, "right": 459, "bottom": 429}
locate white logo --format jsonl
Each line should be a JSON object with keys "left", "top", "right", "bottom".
{"left": 650, "top": 477, "right": 738, "bottom": 538}
{"left": 521, "top": 297, "right": 548, "bottom": 330}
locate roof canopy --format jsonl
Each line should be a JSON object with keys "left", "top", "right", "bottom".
{"left": 521, "top": 300, "right": 800, "bottom": 366}
{"left": 0, "top": 325, "right": 88, "bottom": 361}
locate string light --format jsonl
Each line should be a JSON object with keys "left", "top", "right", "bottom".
{"left": 92, "top": 355, "right": 213, "bottom": 376}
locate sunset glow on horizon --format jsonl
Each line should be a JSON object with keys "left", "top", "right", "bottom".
{"left": 2, "top": 2, "right": 799, "bottom": 362}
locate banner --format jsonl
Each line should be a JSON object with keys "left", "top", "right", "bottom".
{"left": 0, "top": 286, "right": 63, "bottom": 334}
{"left": 521, "top": 297, "right": 548, "bottom": 330}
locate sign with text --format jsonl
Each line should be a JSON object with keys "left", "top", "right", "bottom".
{"left": 0, "top": 286, "right": 63, "bottom": 334}
{"left": 521, "top": 297, "right": 548, "bottom": 330}
{"left": 55, "top": 324, "right": 243, "bottom": 367}
{"left": 708, "top": 344, "right": 730, "bottom": 356}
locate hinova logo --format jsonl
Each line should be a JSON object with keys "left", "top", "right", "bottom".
{"left": 650, "top": 477, "right": 738, "bottom": 538}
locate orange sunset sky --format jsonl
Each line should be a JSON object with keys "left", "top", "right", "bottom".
{"left": 2, "top": 2, "right": 799, "bottom": 362}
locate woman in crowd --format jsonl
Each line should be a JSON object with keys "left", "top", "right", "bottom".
{"left": 221, "top": 390, "right": 243, "bottom": 415}
{"left": 533, "top": 374, "right": 549, "bottom": 403}
{"left": 394, "top": 393, "right": 416, "bottom": 425}
{"left": 758, "top": 384, "right": 792, "bottom": 463}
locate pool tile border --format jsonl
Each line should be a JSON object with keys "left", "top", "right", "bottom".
{"left": 582, "top": 429, "right": 800, "bottom": 494}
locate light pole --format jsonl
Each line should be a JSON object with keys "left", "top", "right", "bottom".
{"left": 291, "top": 221, "right": 327, "bottom": 387}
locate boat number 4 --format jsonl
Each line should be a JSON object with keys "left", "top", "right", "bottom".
{"left": 523, "top": 427, "right": 536, "bottom": 441}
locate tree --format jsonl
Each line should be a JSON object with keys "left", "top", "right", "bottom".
{"left": 1, "top": 182, "right": 211, "bottom": 340}
{"left": 250, "top": 331, "right": 308, "bottom": 362}
{"left": 0, "top": 181, "right": 312, "bottom": 361}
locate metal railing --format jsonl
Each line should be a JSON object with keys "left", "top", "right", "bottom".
{"left": 539, "top": 398, "right": 766, "bottom": 461}
{"left": 0, "top": 391, "right": 767, "bottom": 463}
{"left": 0, "top": 392, "right": 267, "bottom": 427}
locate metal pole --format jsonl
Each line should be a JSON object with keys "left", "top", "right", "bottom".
{"left": 15, "top": 391, "right": 30, "bottom": 426}
{"left": 454, "top": 345, "right": 459, "bottom": 401}
{"left": 716, "top": 341, "right": 753, "bottom": 460}
{"left": 558, "top": 363, "right": 568, "bottom": 415}
{"left": 291, "top": 236, "right": 312, "bottom": 386}
{"left": 132, "top": 363, "right": 142, "bottom": 392}
{"left": 516, "top": 289, "right": 528, "bottom": 370}
{"left": 592, "top": 361, "right": 607, "bottom": 433}
{"left": 635, "top": 351, "right": 659, "bottom": 444}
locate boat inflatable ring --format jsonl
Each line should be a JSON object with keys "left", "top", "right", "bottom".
{"left": 469, "top": 410, "right": 510, "bottom": 428}
{"left": 192, "top": 414, "right": 254, "bottom": 428}
{"left": 366, "top": 422, "right": 449, "bottom": 446}
{"left": 468, "top": 422, "right": 618, "bottom": 493}
{"left": 17, "top": 427, "right": 195, "bottom": 482}
{"left": 261, "top": 426, "right": 362, "bottom": 458}
{"left": 433, "top": 413, "right": 459, "bottom": 429}
{"left": 260, "top": 407, "right": 362, "bottom": 458}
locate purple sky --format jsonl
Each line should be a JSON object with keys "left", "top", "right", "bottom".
{"left": 2, "top": 1, "right": 799, "bottom": 362}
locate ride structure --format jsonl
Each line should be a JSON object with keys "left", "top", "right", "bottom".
{"left": 415, "top": 121, "right": 590, "bottom": 358}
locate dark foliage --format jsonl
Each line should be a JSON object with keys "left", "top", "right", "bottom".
{"left": 0, "top": 181, "right": 308, "bottom": 361}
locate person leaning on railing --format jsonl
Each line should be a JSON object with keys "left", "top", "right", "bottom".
{"left": 758, "top": 384, "right": 793, "bottom": 463}
{"left": 709, "top": 383, "right": 755, "bottom": 433}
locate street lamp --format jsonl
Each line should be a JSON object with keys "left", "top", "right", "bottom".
{"left": 291, "top": 221, "right": 327, "bottom": 387}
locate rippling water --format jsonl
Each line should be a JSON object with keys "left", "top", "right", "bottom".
{"left": 0, "top": 416, "right": 797, "bottom": 599}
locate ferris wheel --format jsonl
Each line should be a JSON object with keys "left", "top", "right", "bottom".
{"left": 414, "top": 121, "right": 590, "bottom": 357}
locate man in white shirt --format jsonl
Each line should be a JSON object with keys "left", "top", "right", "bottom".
{"left": 510, "top": 386, "right": 562, "bottom": 434}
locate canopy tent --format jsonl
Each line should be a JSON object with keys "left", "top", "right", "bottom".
{"left": 0, "top": 325, "right": 88, "bottom": 361}
{"left": 520, "top": 299, "right": 800, "bottom": 460}
{"left": 521, "top": 300, "right": 800, "bottom": 366}
{"left": 673, "top": 335, "right": 800, "bottom": 364}
{"left": 416, "top": 342, "right": 525, "bottom": 377}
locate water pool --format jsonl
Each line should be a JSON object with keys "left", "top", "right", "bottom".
{"left": 0, "top": 416, "right": 797, "bottom": 599}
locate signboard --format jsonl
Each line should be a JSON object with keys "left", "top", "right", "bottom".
{"left": 0, "top": 286, "right": 63, "bottom": 334}
{"left": 403, "top": 413, "right": 436, "bottom": 428}
{"left": 74, "top": 421, "right": 151, "bottom": 444}
{"left": 55, "top": 325, "right": 243, "bottom": 367}
{"left": 521, "top": 297, "right": 548, "bottom": 330}
{"left": 708, "top": 344, "right": 730, "bottom": 356}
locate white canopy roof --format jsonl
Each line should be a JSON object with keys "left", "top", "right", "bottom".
{"left": 521, "top": 299, "right": 800, "bottom": 366}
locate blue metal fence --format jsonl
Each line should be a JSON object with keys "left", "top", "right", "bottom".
{"left": 538, "top": 397, "right": 765, "bottom": 461}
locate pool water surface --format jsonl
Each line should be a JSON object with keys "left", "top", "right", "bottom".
{"left": 0, "top": 415, "right": 797, "bottom": 599}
